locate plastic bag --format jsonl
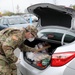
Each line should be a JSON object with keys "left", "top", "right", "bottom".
{"left": 26, "top": 43, "right": 51, "bottom": 62}
{"left": 26, "top": 52, "right": 51, "bottom": 62}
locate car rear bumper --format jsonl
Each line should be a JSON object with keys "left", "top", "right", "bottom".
{"left": 18, "top": 52, "right": 75, "bottom": 75}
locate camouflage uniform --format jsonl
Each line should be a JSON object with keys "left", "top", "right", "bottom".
{"left": 0, "top": 26, "right": 38, "bottom": 75}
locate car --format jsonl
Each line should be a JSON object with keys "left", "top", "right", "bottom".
{"left": 0, "top": 16, "right": 32, "bottom": 30}
{"left": 24, "top": 14, "right": 38, "bottom": 23}
{"left": 18, "top": 3, "right": 75, "bottom": 75}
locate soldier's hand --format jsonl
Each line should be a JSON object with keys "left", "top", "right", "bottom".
{"left": 15, "top": 58, "right": 21, "bottom": 65}
{"left": 34, "top": 45, "right": 51, "bottom": 53}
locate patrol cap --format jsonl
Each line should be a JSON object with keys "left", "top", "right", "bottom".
{"left": 25, "top": 25, "right": 38, "bottom": 37}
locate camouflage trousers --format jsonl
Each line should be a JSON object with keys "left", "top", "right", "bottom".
{"left": 0, "top": 55, "right": 17, "bottom": 75}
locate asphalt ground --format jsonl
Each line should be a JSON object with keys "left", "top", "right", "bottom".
{"left": 14, "top": 48, "right": 21, "bottom": 75}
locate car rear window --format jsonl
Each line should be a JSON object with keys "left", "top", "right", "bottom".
{"left": 64, "top": 34, "right": 75, "bottom": 43}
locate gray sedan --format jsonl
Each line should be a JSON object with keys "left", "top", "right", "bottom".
{"left": 0, "top": 16, "right": 32, "bottom": 30}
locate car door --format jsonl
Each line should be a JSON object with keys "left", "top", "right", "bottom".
{"left": 0, "top": 18, "right": 8, "bottom": 30}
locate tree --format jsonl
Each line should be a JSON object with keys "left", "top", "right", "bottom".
{"left": 16, "top": 5, "right": 20, "bottom": 13}
{"left": 69, "top": 4, "right": 75, "bottom": 9}
{"left": 72, "top": 5, "right": 75, "bottom": 9}
{"left": 0, "top": 12, "right": 2, "bottom": 17}
{"left": 2, "top": 11, "right": 15, "bottom": 16}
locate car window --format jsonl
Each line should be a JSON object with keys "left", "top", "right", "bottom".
{"left": 8, "top": 17, "right": 27, "bottom": 25}
{"left": 0, "top": 18, "right": 1, "bottom": 23}
{"left": 44, "top": 32, "right": 63, "bottom": 41}
{"left": 64, "top": 34, "right": 75, "bottom": 43}
{"left": 0, "top": 18, "right": 3, "bottom": 24}
{"left": 3, "top": 18, "right": 8, "bottom": 25}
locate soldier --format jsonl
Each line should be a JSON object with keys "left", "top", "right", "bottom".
{"left": 0, "top": 25, "right": 50, "bottom": 75}
{"left": 0, "top": 25, "right": 38, "bottom": 75}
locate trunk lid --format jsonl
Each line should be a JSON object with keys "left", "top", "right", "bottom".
{"left": 27, "top": 3, "right": 75, "bottom": 28}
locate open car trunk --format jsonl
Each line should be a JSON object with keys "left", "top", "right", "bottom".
{"left": 23, "top": 30, "right": 75, "bottom": 70}
{"left": 23, "top": 38, "right": 61, "bottom": 70}
{"left": 23, "top": 3, "right": 75, "bottom": 70}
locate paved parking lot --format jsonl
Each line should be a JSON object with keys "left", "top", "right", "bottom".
{"left": 14, "top": 48, "right": 21, "bottom": 75}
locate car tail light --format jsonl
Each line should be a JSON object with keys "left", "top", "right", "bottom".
{"left": 51, "top": 52, "right": 75, "bottom": 67}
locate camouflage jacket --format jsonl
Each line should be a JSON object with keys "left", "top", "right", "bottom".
{"left": 0, "top": 28, "right": 37, "bottom": 63}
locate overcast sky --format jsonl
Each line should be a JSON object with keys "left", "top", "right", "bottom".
{"left": 0, "top": 0, "right": 75, "bottom": 13}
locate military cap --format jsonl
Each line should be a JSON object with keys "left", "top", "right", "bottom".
{"left": 25, "top": 25, "right": 38, "bottom": 37}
